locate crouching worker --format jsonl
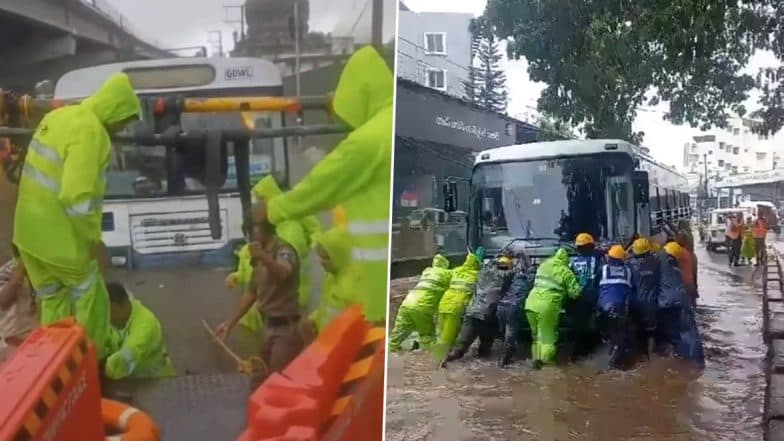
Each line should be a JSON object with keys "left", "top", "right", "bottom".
{"left": 597, "top": 245, "right": 634, "bottom": 370}
{"left": 441, "top": 255, "right": 514, "bottom": 367}
{"left": 309, "top": 227, "right": 356, "bottom": 335}
{"left": 0, "top": 246, "right": 37, "bottom": 364}
{"left": 436, "top": 252, "right": 482, "bottom": 357}
{"left": 389, "top": 254, "right": 451, "bottom": 352}
{"left": 525, "top": 248, "right": 581, "bottom": 369}
{"left": 497, "top": 258, "right": 536, "bottom": 367}
{"left": 628, "top": 238, "right": 661, "bottom": 359}
{"left": 104, "top": 282, "right": 175, "bottom": 379}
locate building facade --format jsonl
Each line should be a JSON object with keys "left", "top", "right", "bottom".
{"left": 681, "top": 116, "right": 776, "bottom": 182}
{"left": 397, "top": 2, "right": 472, "bottom": 99}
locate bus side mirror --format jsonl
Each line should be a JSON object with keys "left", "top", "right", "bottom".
{"left": 442, "top": 181, "right": 457, "bottom": 212}
{"left": 633, "top": 171, "right": 649, "bottom": 202}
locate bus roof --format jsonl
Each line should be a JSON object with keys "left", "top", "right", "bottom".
{"left": 54, "top": 57, "right": 282, "bottom": 99}
{"left": 474, "top": 138, "right": 684, "bottom": 179}
{"left": 475, "top": 139, "right": 636, "bottom": 164}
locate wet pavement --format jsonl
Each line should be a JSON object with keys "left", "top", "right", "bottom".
{"left": 385, "top": 244, "right": 768, "bottom": 441}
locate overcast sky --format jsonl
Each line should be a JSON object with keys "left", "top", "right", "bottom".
{"left": 108, "top": 0, "right": 395, "bottom": 56}
{"left": 404, "top": 0, "right": 784, "bottom": 168}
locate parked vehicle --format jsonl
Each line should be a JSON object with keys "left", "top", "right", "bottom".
{"left": 705, "top": 207, "right": 751, "bottom": 252}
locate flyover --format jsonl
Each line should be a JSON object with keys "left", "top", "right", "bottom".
{"left": 0, "top": 0, "right": 173, "bottom": 92}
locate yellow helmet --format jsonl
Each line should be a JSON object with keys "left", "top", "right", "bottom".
{"left": 631, "top": 238, "right": 652, "bottom": 256}
{"left": 575, "top": 233, "right": 595, "bottom": 247}
{"left": 497, "top": 256, "right": 513, "bottom": 268}
{"left": 664, "top": 241, "right": 682, "bottom": 258}
{"left": 651, "top": 242, "right": 662, "bottom": 252}
{"left": 608, "top": 245, "right": 626, "bottom": 260}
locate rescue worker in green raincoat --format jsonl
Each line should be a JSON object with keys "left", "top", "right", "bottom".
{"left": 436, "top": 252, "right": 481, "bottom": 355}
{"left": 251, "top": 46, "right": 393, "bottom": 325}
{"left": 308, "top": 227, "right": 355, "bottom": 333}
{"left": 13, "top": 73, "right": 141, "bottom": 359}
{"left": 225, "top": 221, "right": 263, "bottom": 332}
{"left": 252, "top": 175, "right": 322, "bottom": 309}
{"left": 388, "top": 254, "right": 452, "bottom": 351}
{"left": 104, "top": 282, "right": 175, "bottom": 379}
{"left": 525, "top": 248, "right": 582, "bottom": 368}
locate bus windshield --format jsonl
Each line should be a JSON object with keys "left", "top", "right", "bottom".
{"left": 469, "top": 153, "right": 636, "bottom": 252}
{"left": 107, "top": 94, "right": 284, "bottom": 199}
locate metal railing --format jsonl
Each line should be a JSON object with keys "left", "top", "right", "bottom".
{"left": 79, "top": 0, "right": 161, "bottom": 48}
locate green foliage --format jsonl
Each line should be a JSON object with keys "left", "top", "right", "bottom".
{"left": 463, "top": 16, "right": 509, "bottom": 113}
{"left": 535, "top": 115, "right": 575, "bottom": 141}
{"left": 485, "top": 0, "right": 777, "bottom": 139}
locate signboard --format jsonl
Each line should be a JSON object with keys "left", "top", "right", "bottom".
{"left": 225, "top": 155, "right": 271, "bottom": 187}
{"left": 716, "top": 168, "right": 784, "bottom": 188}
{"left": 394, "top": 84, "right": 516, "bottom": 150}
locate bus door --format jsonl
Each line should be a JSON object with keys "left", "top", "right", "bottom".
{"left": 605, "top": 176, "right": 635, "bottom": 243}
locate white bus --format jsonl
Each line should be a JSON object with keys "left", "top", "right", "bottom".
{"left": 54, "top": 57, "right": 288, "bottom": 269}
{"left": 464, "top": 139, "right": 690, "bottom": 259}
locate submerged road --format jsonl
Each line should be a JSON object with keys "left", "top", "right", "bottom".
{"left": 385, "top": 245, "right": 768, "bottom": 441}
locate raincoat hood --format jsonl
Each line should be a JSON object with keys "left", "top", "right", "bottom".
{"left": 432, "top": 254, "right": 449, "bottom": 269}
{"left": 462, "top": 252, "right": 481, "bottom": 270}
{"left": 314, "top": 227, "right": 351, "bottom": 272}
{"left": 81, "top": 73, "right": 141, "bottom": 127}
{"left": 252, "top": 175, "right": 283, "bottom": 201}
{"left": 332, "top": 45, "right": 393, "bottom": 129}
{"left": 553, "top": 248, "right": 570, "bottom": 265}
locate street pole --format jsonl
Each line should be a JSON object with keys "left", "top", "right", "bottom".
{"left": 293, "top": 1, "right": 302, "bottom": 151}
{"left": 371, "top": 0, "right": 384, "bottom": 50}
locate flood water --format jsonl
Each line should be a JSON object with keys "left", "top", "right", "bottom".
{"left": 385, "top": 246, "right": 767, "bottom": 441}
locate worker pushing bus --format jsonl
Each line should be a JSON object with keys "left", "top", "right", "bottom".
{"left": 389, "top": 222, "right": 706, "bottom": 372}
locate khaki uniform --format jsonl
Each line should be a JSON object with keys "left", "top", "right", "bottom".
{"left": 0, "top": 259, "right": 38, "bottom": 364}
{"left": 248, "top": 237, "right": 305, "bottom": 388}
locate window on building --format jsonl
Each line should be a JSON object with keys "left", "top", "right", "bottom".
{"left": 691, "top": 144, "right": 697, "bottom": 151}
{"left": 718, "top": 159, "right": 724, "bottom": 167}
{"left": 426, "top": 68, "right": 447, "bottom": 90}
{"left": 708, "top": 150, "right": 713, "bottom": 155}
{"left": 733, "top": 147, "right": 739, "bottom": 154}
{"left": 743, "top": 166, "right": 750, "bottom": 172}
{"left": 757, "top": 152, "right": 768, "bottom": 160}
{"left": 733, "top": 128, "right": 740, "bottom": 135}
{"left": 424, "top": 32, "right": 447, "bottom": 54}
{"left": 719, "top": 142, "right": 725, "bottom": 150}
{"left": 732, "top": 165, "right": 738, "bottom": 174}
{"left": 725, "top": 162, "right": 732, "bottom": 170}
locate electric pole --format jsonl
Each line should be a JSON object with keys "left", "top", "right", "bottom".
{"left": 372, "top": 0, "right": 383, "bottom": 50}
{"left": 223, "top": 5, "right": 246, "bottom": 41}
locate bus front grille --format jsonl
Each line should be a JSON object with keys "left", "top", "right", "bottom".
{"left": 129, "top": 210, "right": 229, "bottom": 255}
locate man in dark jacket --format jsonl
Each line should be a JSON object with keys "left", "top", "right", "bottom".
{"left": 441, "top": 255, "right": 514, "bottom": 367}
{"left": 597, "top": 245, "right": 635, "bottom": 370}
{"left": 628, "top": 237, "right": 661, "bottom": 359}
{"left": 497, "top": 258, "right": 536, "bottom": 367}
{"left": 568, "top": 233, "right": 604, "bottom": 358}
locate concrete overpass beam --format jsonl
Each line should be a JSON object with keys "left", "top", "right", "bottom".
{"left": 0, "top": 34, "right": 77, "bottom": 66}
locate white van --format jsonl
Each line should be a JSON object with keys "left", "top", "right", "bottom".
{"left": 705, "top": 207, "right": 752, "bottom": 252}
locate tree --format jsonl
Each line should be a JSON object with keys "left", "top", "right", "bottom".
{"left": 463, "top": 17, "right": 509, "bottom": 113}
{"left": 535, "top": 115, "right": 575, "bottom": 141}
{"left": 484, "top": 0, "right": 778, "bottom": 141}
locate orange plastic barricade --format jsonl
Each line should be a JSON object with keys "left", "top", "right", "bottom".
{"left": 0, "top": 318, "right": 104, "bottom": 441}
{"left": 237, "top": 305, "right": 386, "bottom": 441}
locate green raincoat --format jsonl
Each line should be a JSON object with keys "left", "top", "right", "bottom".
{"left": 266, "top": 46, "right": 393, "bottom": 324}
{"left": 253, "top": 175, "right": 322, "bottom": 309}
{"left": 309, "top": 228, "right": 355, "bottom": 332}
{"left": 389, "top": 254, "right": 452, "bottom": 351}
{"left": 105, "top": 297, "right": 176, "bottom": 380}
{"left": 230, "top": 244, "right": 263, "bottom": 332}
{"left": 13, "top": 73, "right": 140, "bottom": 359}
{"left": 436, "top": 253, "right": 481, "bottom": 351}
{"left": 524, "top": 248, "right": 582, "bottom": 364}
